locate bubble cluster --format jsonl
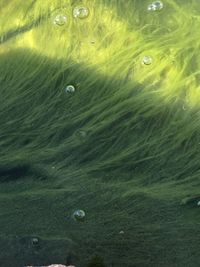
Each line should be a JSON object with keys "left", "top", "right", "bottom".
{"left": 65, "top": 85, "right": 76, "bottom": 93}
{"left": 53, "top": 13, "right": 68, "bottom": 26}
{"left": 73, "top": 210, "right": 86, "bottom": 222}
{"left": 148, "top": 1, "right": 164, "bottom": 11}
{"left": 142, "top": 55, "right": 153, "bottom": 65}
{"left": 73, "top": 6, "right": 89, "bottom": 19}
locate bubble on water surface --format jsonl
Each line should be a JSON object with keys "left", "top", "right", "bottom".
{"left": 73, "top": 210, "right": 86, "bottom": 222}
{"left": 53, "top": 12, "right": 68, "bottom": 26}
{"left": 148, "top": 1, "right": 164, "bottom": 11}
{"left": 197, "top": 201, "right": 200, "bottom": 206}
{"left": 142, "top": 55, "right": 153, "bottom": 65}
{"left": 65, "top": 85, "right": 76, "bottom": 93}
{"left": 73, "top": 6, "right": 89, "bottom": 19}
{"left": 31, "top": 237, "right": 39, "bottom": 246}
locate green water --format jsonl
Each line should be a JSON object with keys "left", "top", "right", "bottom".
{"left": 0, "top": 1, "right": 200, "bottom": 266}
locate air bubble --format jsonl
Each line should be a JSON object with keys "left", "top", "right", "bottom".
{"left": 31, "top": 237, "right": 39, "bottom": 246}
{"left": 73, "top": 6, "right": 89, "bottom": 19}
{"left": 148, "top": 1, "right": 164, "bottom": 11}
{"left": 65, "top": 85, "right": 76, "bottom": 93}
{"left": 73, "top": 210, "right": 86, "bottom": 222}
{"left": 142, "top": 56, "right": 153, "bottom": 65}
{"left": 53, "top": 13, "right": 68, "bottom": 26}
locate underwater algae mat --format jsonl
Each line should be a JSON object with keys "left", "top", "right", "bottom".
{"left": 0, "top": 0, "right": 200, "bottom": 266}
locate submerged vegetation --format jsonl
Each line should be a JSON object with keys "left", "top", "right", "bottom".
{"left": 87, "top": 255, "right": 105, "bottom": 267}
{"left": 0, "top": 0, "right": 200, "bottom": 266}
